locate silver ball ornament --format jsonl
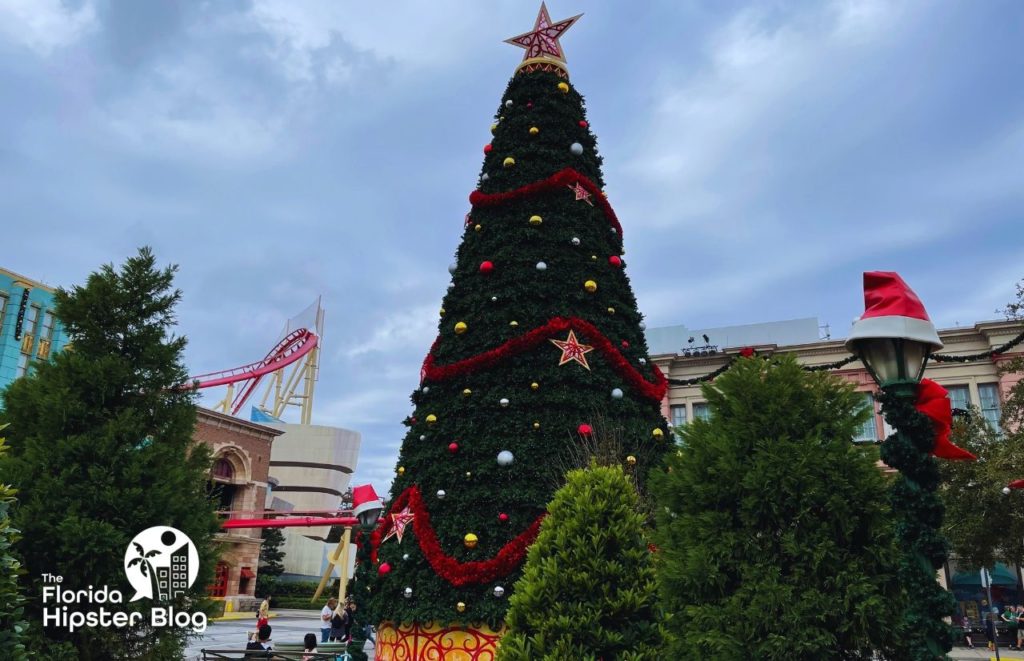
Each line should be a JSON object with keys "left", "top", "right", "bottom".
{"left": 402, "top": 553, "right": 409, "bottom": 561}
{"left": 638, "top": 358, "right": 647, "bottom": 365}
{"left": 481, "top": 173, "right": 489, "bottom": 181}
{"left": 570, "top": 142, "right": 584, "bottom": 156}
{"left": 419, "top": 435, "right": 427, "bottom": 441}
{"left": 447, "top": 283, "right": 455, "bottom": 290}
{"left": 491, "top": 296, "right": 498, "bottom": 302}
{"left": 499, "top": 397, "right": 510, "bottom": 407}
{"left": 437, "top": 489, "right": 447, "bottom": 499}
{"left": 448, "top": 263, "right": 457, "bottom": 274}
{"left": 505, "top": 99, "right": 513, "bottom": 108}
{"left": 639, "top": 322, "right": 646, "bottom": 331}
{"left": 571, "top": 237, "right": 580, "bottom": 246}
{"left": 497, "top": 450, "right": 514, "bottom": 466}
{"left": 493, "top": 586, "right": 505, "bottom": 597}
{"left": 422, "top": 387, "right": 430, "bottom": 394}
{"left": 404, "top": 587, "right": 413, "bottom": 598}
{"left": 536, "top": 261, "right": 547, "bottom": 271}
{"left": 611, "top": 388, "right": 624, "bottom": 399}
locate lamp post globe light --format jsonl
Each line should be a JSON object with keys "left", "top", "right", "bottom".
{"left": 352, "top": 484, "right": 384, "bottom": 528}
{"left": 846, "top": 271, "right": 956, "bottom": 658}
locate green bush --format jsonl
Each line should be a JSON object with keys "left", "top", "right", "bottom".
{"left": 650, "top": 354, "right": 903, "bottom": 659}
{"left": 0, "top": 430, "right": 27, "bottom": 661}
{"left": 497, "top": 463, "right": 663, "bottom": 661}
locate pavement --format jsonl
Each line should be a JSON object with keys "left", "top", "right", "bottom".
{"left": 185, "top": 609, "right": 374, "bottom": 660}
{"left": 950, "top": 648, "right": 1024, "bottom": 660}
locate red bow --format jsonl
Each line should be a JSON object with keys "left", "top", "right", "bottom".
{"left": 914, "top": 378, "right": 975, "bottom": 461}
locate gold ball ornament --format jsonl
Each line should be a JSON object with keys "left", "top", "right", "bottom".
{"left": 532, "top": 421, "right": 541, "bottom": 430}
{"left": 490, "top": 123, "right": 498, "bottom": 134}
{"left": 557, "top": 82, "right": 569, "bottom": 93}
{"left": 529, "top": 126, "right": 539, "bottom": 135}
{"left": 503, "top": 157, "right": 515, "bottom": 168}
{"left": 464, "top": 533, "right": 479, "bottom": 549}
{"left": 397, "top": 466, "right": 405, "bottom": 475}
{"left": 530, "top": 382, "right": 540, "bottom": 391}
{"left": 462, "top": 388, "right": 472, "bottom": 397}
{"left": 474, "top": 224, "right": 482, "bottom": 232}
{"left": 652, "top": 428, "right": 665, "bottom": 440}
{"left": 607, "top": 307, "right": 615, "bottom": 315}
{"left": 439, "top": 308, "right": 445, "bottom": 317}
{"left": 529, "top": 214, "right": 543, "bottom": 226}
{"left": 591, "top": 255, "right": 598, "bottom": 260}
{"left": 465, "top": 471, "right": 473, "bottom": 478}
{"left": 510, "top": 320, "right": 519, "bottom": 327}
{"left": 426, "top": 414, "right": 437, "bottom": 424}
{"left": 584, "top": 280, "right": 598, "bottom": 293}
{"left": 626, "top": 455, "right": 637, "bottom": 465}
{"left": 454, "top": 321, "right": 468, "bottom": 334}
{"left": 457, "top": 602, "right": 466, "bottom": 613}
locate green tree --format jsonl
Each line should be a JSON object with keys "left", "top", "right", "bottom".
{"left": 651, "top": 354, "right": 903, "bottom": 660}
{"left": 256, "top": 526, "right": 285, "bottom": 598}
{"left": 0, "top": 428, "right": 28, "bottom": 661}
{"left": 0, "top": 248, "right": 220, "bottom": 660}
{"left": 496, "top": 463, "right": 663, "bottom": 661}
{"left": 352, "top": 61, "right": 669, "bottom": 627}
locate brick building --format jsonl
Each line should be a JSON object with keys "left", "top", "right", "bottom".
{"left": 193, "top": 407, "right": 283, "bottom": 612}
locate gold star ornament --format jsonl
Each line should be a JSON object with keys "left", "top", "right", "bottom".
{"left": 550, "top": 330, "right": 595, "bottom": 370}
{"left": 505, "top": 3, "right": 582, "bottom": 77}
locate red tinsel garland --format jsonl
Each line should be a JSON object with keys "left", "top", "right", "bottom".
{"left": 469, "top": 168, "right": 623, "bottom": 239}
{"left": 371, "top": 485, "right": 545, "bottom": 587}
{"left": 420, "top": 316, "right": 667, "bottom": 402}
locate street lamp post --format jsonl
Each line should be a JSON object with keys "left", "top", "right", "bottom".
{"left": 311, "top": 484, "right": 384, "bottom": 605}
{"left": 847, "top": 272, "right": 956, "bottom": 658}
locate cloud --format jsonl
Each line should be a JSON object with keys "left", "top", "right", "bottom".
{"left": 0, "top": 0, "right": 97, "bottom": 56}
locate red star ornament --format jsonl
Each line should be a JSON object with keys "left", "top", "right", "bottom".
{"left": 567, "top": 181, "right": 594, "bottom": 206}
{"left": 505, "top": 3, "right": 582, "bottom": 64}
{"left": 382, "top": 506, "right": 415, "bottom": 544}
{"left": 550, "top": 330, "right": 594, "bottom": 370}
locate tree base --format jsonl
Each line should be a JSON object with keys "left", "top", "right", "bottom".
{"left": 375, "top": 621, "right": 505, "bottom": 660}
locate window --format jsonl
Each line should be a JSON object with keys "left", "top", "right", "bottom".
{"left": 854, "top": 392, "right": 878, "bottom": 442}
{"left": 212, "top": 458, "right": 234, "bottom": 480}
{"left": 946, "top": 385, "right": 971, "bottom": 412}
{"left": 692, "top": 402, "right": 711, "bottom": 422}
{"left": 670, "top": 405, "right": 687, "bottom": 440}
{"left": 40, "top": 310, "right": 54, "bottom": 339}
{"left": 23, "top": 305, "right": 39, "bottom": 338}
{"left": 15, "top": 353, "right": 29, "bottom": 378}
{"left": 0, "top": 294, "right": 7, "bottom": 331}
{"left": 978, "top": 383, "right": 1002, "bottom": 433}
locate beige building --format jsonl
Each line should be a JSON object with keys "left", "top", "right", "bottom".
{"left": 266, "top": 423, "right": 361, "bottom": 580}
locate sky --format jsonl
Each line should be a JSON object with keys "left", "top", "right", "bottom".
{"left": 2, "top": 0, "right": 1023, "bottom": 496}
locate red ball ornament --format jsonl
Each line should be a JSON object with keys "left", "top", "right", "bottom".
{"left": 448, "top": 442, "right": 459, "bottom": 453}
{"left": 579, "top": 120, "right": 588, "bottom": 128}
{"left": 479, "top": 261, "right": 494, "bottom": 274}
{"left": 498, "top": 512, "right": 509, "bottom": 522}
{"left": 378, "top": 562, "right": 392, "bottom": 576}
{"left": 578, "top": 423, "right": 593, "bottom": 436}
{"left": 527, "top": 101, "right": 533, "bottom": 109}
{"left": 608, "top": 255, "right": 622, "bottom": 267}
{"left": 622, "top": 340, "right": 630, "bottom": 349}
{"left": 483, "top": 143, "right": 493, "bottom": 154}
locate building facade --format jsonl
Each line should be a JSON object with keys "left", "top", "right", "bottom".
{"left": 0, "top": 267, "right": 67, "bottom": 394}
{"left": 193, "top": 407, "right": 283, "bottom": 612}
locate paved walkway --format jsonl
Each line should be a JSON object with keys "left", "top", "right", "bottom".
{"left": 185, "top": 609, "right": 374, "bottom": 660}
{"left": 950, "top": 648, "right": 1024, "bottom": 660}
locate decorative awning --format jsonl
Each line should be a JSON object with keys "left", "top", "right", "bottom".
{"left": 240, "top": 567, "right": 255, "bottom": 579}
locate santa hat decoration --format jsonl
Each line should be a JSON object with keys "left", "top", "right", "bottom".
{"left": 845, "top": 271, "right": 943, "bottom": 353}
{"left": 352, "top": 484, "right": 383, "bottom": 521}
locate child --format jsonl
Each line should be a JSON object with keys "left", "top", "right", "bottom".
{"left": 960, "top": 613, "right": 973, "bottom": 649}
{"left": 302, "top": 632, "right": 318, "bottom": 661}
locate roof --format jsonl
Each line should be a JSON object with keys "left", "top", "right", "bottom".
{"left": 0, "top": 266, "right": 57, "bottom": 293}
{"left": 646, "top": 317, "right": 822, "bottom": 356}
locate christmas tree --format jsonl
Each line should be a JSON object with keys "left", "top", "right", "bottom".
{"left": 354, "top": 5, "right": 669, "bottom": 656}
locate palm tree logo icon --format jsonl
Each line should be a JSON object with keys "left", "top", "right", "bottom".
{"left": 127, "top": 541, "right": 162, "bottom": 584}
{"left": 123, "top": 526, "right": 198, "bottom": 601}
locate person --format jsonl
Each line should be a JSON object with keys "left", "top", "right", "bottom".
{"left": 246, "top": 623, "right": 273, "bottom": 654}
{"left": 960, "top": 613, "right": 974, "bottom": 649}
{"left": 320, "top": 597, "right": 338, "bottom": 643}
{"left": 257, "top": 594, "right": 271, "bottom": 630}
{"left": 302, "top": 632, "right": 318, "bottom": 661}
{"left": 1004, "top": 605, "right": 1017, "bottom": 649}
{"left": 343, "top": 597, "right": 357, "bottom": 642}
{"left": 330, "top": 603, "right": 348, "bottom": 643}
{"left": 987, "top": 608, "right": 999, "bottom": 652}
{"left": 1017, "top": 605, "right": 1024, "bottom": 651}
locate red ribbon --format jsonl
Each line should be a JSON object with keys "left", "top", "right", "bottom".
{"left": 914, "top": 378, "right": 976, "bottom": 461}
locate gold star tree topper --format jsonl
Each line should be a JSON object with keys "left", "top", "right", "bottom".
{"left": 505, "top": 2, "right": 582, "bottom": 78}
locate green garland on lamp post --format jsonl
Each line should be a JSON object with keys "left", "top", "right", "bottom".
{"left": 876, "top": 385, "right": 955, "bottom": 659}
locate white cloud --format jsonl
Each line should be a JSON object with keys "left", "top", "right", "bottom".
{"left": 343, "top": 304, "right": 437, "bottom": 358}
{"left": 0, "top": 0, "right": 97, "bottom": 55}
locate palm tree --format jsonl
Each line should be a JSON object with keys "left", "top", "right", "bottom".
{"left": 127, "top": 542, "right": 162, "bottom": 598}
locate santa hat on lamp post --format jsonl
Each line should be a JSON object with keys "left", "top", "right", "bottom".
{"left": 352, "top": 484, "right": 383, "bottom": 526}
{"left": 845, "top": 271, "right": 943, "bottom": 353}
